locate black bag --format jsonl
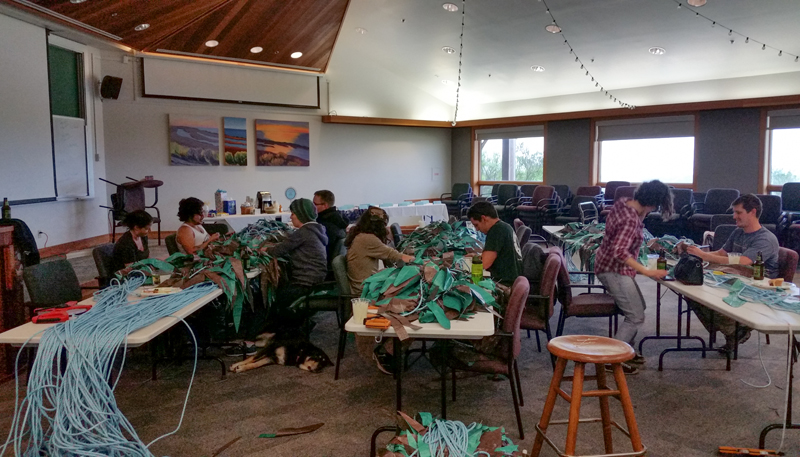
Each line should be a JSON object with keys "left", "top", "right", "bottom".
{"left": 674, "top": 254, "right": 704, "bottom": 285}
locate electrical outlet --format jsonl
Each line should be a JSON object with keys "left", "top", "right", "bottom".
{"left": 37, "top": 231, "right": 44, "bottom": 238}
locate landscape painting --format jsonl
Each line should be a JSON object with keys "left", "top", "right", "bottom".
{"left": 223, "top": 117, "right": 247, "bottom": 166}
{"left": 255, "top": 119, "right": 310, "bottom": 166}
{"left": 169, "top": 115, "right": 220, "bottom": 166}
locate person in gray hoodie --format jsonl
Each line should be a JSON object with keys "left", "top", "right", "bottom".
{"left": 265, "top": 198, "right": 328, "bottom": 324}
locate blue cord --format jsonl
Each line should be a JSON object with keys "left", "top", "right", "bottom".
{"left": 1, "top": 271, "right": 216, "bottom": 456}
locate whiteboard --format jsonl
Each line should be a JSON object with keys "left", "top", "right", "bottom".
{"left": 52, "top": 115, "right": 89, "bottom": 198}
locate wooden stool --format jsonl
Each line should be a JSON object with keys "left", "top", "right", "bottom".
{"left": 531, "top": 335, "right": 646, "bottom": 457}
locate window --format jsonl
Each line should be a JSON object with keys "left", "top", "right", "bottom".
{"left": 595, "top": 115, "right": 695, "bottom": 185}
{"left": 766, "top": 109, "right": 800, "bottom": 192}
{"left": 476, "top": 126, "right": 544, "bottom": 184}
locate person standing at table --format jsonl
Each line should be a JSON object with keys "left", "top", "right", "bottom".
{"left": 594, "top": 180, "right": 673, "bottom": 374}
{"left": 111, "top": 210, "right": 152, "bottom": 273}
{"left": 177, "top": 197, "right": 220, "bottom": 255}
{"left": 467, "top": 201, "right": 522, "bottom": 286}
{"left": 686, "top": 194, "right": 779, "bottom": 351}
{"left": 313, "top": 190, "right": 349, "bottom": 275}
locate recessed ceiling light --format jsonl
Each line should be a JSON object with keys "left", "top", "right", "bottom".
{"left": 250, "top": 46, "right": 263, "bottom": 53}
{"left": 649, "top": 46, "right": 666, "bottom": 55}
{"left": 70, "top": 0, "right": 87, "bottom": 3}
{"left": 687, "top": 0, "right": 706, "bottom": 6}
{"left": 205, "top": 40, "right": 219, "bottom": 47}
{"left": 355, "top": 27, "right": 368, "bottom": 34}
{"left": 290, "top": 51, "right": 303, "bottom": 58}
{"left": 134, "top": 23, "right": 149, "bottom": 31}
{"left": 442, "top": 3, "right": 458, "bottom": 12}
{"left": 442, "top": 46, "right": 456, "bottom": 54}
{"left": 441, "top": 79, "right": 454, "bottom": 85}
{"left": 545, "top": 24, "right": 561, "bottom": 33}
{"left": 531, "top": 65, "right": 545, "bottom": 72}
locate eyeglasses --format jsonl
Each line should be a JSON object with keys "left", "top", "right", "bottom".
{"left": 313, "top": 200, "right": 324, "bottom": 206}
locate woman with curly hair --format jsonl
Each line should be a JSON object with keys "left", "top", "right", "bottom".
{"left": 176, "top": 197, "right": 219, "bottom": 255}
{"left": 345, "top": 207, "right": 414, "bottom": 295}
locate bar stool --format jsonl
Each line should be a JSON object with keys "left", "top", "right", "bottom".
{"left": 531, "top": 335, "right": 646, "bottom": 457}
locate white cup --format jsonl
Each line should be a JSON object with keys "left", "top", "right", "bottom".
{"left": 646, "top": 254, "right": 659, "bottom": 269}
{"left": 352, "top": 298, "right": 370, "bottom": 324}
{"left": 727, "top": 253, "right": 741, "bottom": 265}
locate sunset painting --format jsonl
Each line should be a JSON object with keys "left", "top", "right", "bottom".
{"left": 169, "top": 115, "right": 220, "bottom": 166}
{"left": 223, "top": 117, "right": 247, "bottom": 166}
{"left": 255, "top": 119, "right": 310, "bottom": 166}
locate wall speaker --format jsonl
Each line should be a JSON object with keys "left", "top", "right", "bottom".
{"left": 100, "top": 75, "right": 123, "bottom": 99}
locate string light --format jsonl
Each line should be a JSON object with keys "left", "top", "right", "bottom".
{"left": 540, "top": 0, "right": 635, "bottom": 109}
{"left": 451, "top": 0, "right": 467, "bottom": 125}
{"left": 671, "top": 0, "right": 799, "bottom": 63}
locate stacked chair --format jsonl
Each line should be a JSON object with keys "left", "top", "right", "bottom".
{"left": 516, "top": 185, "right": 558, "bottom": 234}
{"left": 780, "top": 182, "right": 800, "bottom": 251}
{"left": 440, "top": 183, "right": 473, "bottom": 219}
{"left": 601, "top": 181, "right": 631, "bottom": 208}
{"left": 552, "top": 185, "right": 572, "bottom": 209}
{"left": 493, "top": 184, "right": 521, "bottom": 223}
{"left": 688, "top": 188, "right": 740, "bottom": 243}
{"left": 644, "top": 187, "right": 694, "bottom": 238}
{"left": 599, "top": 186, "right": 636, "bottom": 222}
{"left": 554, "top": 195, "right": 598, "bottom": 225}
{"left": 757, "top": 193, "right": 782, "bottom": 237}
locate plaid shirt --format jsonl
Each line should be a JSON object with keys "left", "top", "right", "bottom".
{"left": 594, "top": 199, "right": 643, "bottom": 278}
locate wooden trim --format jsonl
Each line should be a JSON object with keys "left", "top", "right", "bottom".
{"left": 589, "top": 120, "right": 598, "bottom": 185}
{"left": 758, "top": 109, "right": 769, "bottom": 193}
{"left": 321, "top": 116, "right": 452, "bottom": 128}
{"left": 38, "top": 232, "right": 177, "bottom": 259}
{"left": 322, "top": 0, "right": 352, "bottom": 75}
{"left": 692, "top": 114, "right": 700, "bottom": 191}
{"left": 470, "top": 127, "right": 479, "bottom": 190}
{"left": 542, "top": 122, "right": 548, "bottom": 185}
{"left": 766, "top": 185, "right": 782, "bottom": 193}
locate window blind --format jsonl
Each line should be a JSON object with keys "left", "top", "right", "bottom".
{"left": 596, "top": 115, "right": 694, "bottom": 141}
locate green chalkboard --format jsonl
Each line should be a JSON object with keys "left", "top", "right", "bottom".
{"left": 48, "top": 45, "right": 83, "bottom": 119}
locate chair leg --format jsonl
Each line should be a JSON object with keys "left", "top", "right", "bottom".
{"left": 157, "top": 220, "right": 161, "bottom": 246}
{"left": 613, "top": 364, "right": 644, "bottom": 453}
{"left": 565, "top": 362, "right": 585, "bottom": 456}
{"left": 508, "top": 361, "right": 524, "bottom": 440}
{"left": 608, "top": 316, "right": 614, "bottom": 338}
{"left": 451, "top": 367, "right": 457, "bottom": 402}
{"left": 527, "top": 329, "right": 531, "bottom": 339}
{"left": 594, "top": 363, "right": 614, "bottom": 454}
{"left": 513, "top": 359, "right": 524, "bottom": 407}
{"left": 545, "top": 321, "right": 556, "bottom": 369}
{"left": 532, "top": 357, "right": 567, "bottom": 457}
{"left": 535, "top": 330, "right": 541, "bottom": 352}
{"left": 766, "top": 334, "right": 771, "bottom": 345}
{"left": 334, "top": 328, "right": 346, "bottom": 380}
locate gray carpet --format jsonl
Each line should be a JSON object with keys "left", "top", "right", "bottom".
{"left": 1, "top": 251, "right": 798, "bottom": 456}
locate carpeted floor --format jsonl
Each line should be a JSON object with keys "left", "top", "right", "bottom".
{"left": 1, "top": 246, "right": 798, "bottom": 456}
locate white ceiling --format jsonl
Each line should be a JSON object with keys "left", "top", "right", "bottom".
{"left": 327, "top": 0, "right": 800, "bottom": 121}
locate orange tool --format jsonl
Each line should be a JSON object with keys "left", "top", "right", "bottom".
{"left": 364, "top": 316, "right": 391, "bottom": 330}
{"left": 718, "top": 446, "right": 783, "bottom": 456}
{"left": 32, "top": 304, "right": 92, "bottom": 324}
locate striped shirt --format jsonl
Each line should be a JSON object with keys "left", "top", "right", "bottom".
{"left": 594, "top": 199, "right": 643, "bottom": 278}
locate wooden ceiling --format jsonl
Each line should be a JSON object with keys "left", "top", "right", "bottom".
{"left": 8, "top": 0, "right": 350, "bottom": 71}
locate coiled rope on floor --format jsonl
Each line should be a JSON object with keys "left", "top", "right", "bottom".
{"left": 1, "top": 272, "right": 217, "bottom": 456}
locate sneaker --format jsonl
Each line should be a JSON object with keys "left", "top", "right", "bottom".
{"left": 719, "top": 328, "right": 753, "bottom": 353}
{"left": 224, "top": 343, "right": 257, "bottom": 357}
{"left": 605, "top": 363, "right": 639, "bottom": 375}
{"left": 629, "top": 354, "right": 646, "bottom": 366}
{"left": 372, "top": 350, "right": 395, "bottom": 375}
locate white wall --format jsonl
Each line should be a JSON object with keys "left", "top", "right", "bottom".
{"left": 101, "top": 52, "right": 451, "bottom": 231}
{"left": 0, "top": 13, "right": 109, "bottom": 248}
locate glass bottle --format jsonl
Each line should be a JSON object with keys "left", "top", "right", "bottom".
{"left": 2, "top": 198, "right": 10, "bottom": 220}
{"left": 241, "top": 249, "right": 251, "bottom": 271}
{"left": 752, "top": 251, "right": 764, "bottom": 281}
{"left": 471, "top": 255, "right": 483, "bottom": 284}
{"left": 657, "top": 251, "right": 667, "bottom": 270}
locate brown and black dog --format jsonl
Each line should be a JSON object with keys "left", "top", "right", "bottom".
{"left": 229, "top": 331, "right": 332, "bottom": 374}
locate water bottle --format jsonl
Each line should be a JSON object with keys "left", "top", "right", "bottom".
{"left": 471, "top": 255, "right": 483, "bottom": 284}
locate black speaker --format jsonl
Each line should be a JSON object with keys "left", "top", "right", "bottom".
{"left": 100, "top": 75, "right": 123, "bottom": 99}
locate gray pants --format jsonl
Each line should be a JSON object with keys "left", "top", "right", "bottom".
{"left": 597, "top": 272, "right": 646, "bottom": 348}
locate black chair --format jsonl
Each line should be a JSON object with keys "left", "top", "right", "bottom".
{"left": 203, "top": 223, "right": 229, "bottom": 236}
{"left": 599, "top": 186, "right": 636, "bottom": 222}
{"left": 645, "top": 188, "right": 694, "bottom": 238}
{"left": 712, "top": 224, "right": 737, "bottom": 251}
{"left": 23, "top": 259, "right": 82, "bottom": 316}
{"left": 554, "top": 196, "right": 597, "bottom": 225}
{"left": 493, "top": 184, "right": 520, "bottom": 222}
{"left": 390, "top": 223, "right": 403, "bottom": 246}
{"left": 552, "top": 185, "right": 572, "bottom": 207}
{"left": 441, "top": 183, "right": 473, "bottom": 219}
{"left": 165, "top": 233, "right": 180, "bottom": 255}
{"left": 330, "top": 255, "right": 356, "bottom": 380}
{"left": 688, "top": 188, "right": 740, "bottom": 243}
{"left": 602, "top": 181, "right": 630, "bottom": 208}
{"left": 92, "top": 243, "right": 116, "bottom": 289}
{"left": 101, "top": 180, "right": 162, "bottom": 245}
{"left": 756, "top": 194, "right": 782, "bottom": 237}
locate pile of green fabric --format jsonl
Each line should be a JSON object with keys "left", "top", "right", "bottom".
{"left": 397, "top": 221, "right": 483, "bottom": 262}
{"left": 382, "top": 411, "right": 521, "bottom": 457}
{"left": 119, "top": 220, "right": 293, "bottom": 331}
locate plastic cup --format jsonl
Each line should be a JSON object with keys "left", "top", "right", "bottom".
{"left": 727, "top": 253, "right": 741, "bottom": 265}
{"left": 647, "top": 254, "right": 659, "bottom": 269}
{"left": 351, "top": 299, "right": 370, "bottom": 324}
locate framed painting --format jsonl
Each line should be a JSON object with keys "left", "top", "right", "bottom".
{"left": 255, "top": 119, "right": 309, "bottom": 166}
{"left": 223, "top": 117, "right": 247, "bottom": 166}
{"left": 169, "top": 115, "right": 220, "bottom": 166}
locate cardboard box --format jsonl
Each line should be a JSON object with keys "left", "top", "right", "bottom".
{"left": 223, "top": 200, "right": 236, "bottom": 215}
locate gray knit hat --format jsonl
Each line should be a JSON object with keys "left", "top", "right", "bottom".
{"left": 290, "top": 198, "right": 317, "bottom": 224}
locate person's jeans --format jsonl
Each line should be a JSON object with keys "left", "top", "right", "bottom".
{"left": 596, "top": 272, "right": 646, "bottom": 348}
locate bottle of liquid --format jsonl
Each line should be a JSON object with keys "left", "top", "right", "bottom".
{"left": 752, "top": 251, "right": 764, "bottom": 281}
{"left": 471, "top": 255, "right": 483, "bottom": 284}
{"left": 241, "top": 250, "right": 250, "bottom": 271}
{"left": 657, "top": 251, "right": 667, "bottom": 270}
{"left": 2, "top": 198, "right": 10, "bottom": 220}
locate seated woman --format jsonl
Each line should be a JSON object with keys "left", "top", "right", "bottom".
{"left": 176, "top": 197, "right": 219, "bottom": 255}
{"left": 345, "top": 207, "right": 414, "bottom": 374}
{"left": 111, "top": 210, "right": 152, "bottom": 273}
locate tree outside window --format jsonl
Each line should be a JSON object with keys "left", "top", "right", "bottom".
{"left": 480, "top": 137, "right": 543, "bottom": 182}
{"left": 770, "top": 128, "right": 800, "bottom": 187}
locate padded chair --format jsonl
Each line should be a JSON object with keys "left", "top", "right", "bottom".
{"left": 781, "top": 182, "right": 800, "bottom": 218}
{"left": 711, "top": 224, "right": 737, "bottom": 252}
{"left": 778, "top": 247, "right": 799, "bottom": 283}
{"left": 449, "top": 276, "right": 529, "bottom": 438}
{"left": 519, "top": 184, "right": 539, "bottom": 199}
{"left": 330, "top": 255, "right": 356, "bottom": 380}
{"left": 202, "top": 223, "right": 229, "bottom": 236}
{"left": 517, "top": 185, "right": 557, "bottom": 232}
{"left": 165, "top": 233, "right": 180, "bottom": 255}
{"left": 516, "top": 225, "right": 531, "bottom": 248}
{"left": 493, "top": 184, "right": 520, "bottom": 222}
{"left": 757, "top": 194, "right": 782, "bottom": 237}
{"left": 513, "top": 218, "right": 525, "bottom": 232}
{"left": 553, "top": 251, "right": 620, "bottom": 338}
{"left": 521, "top": 250, "right": 560, "bottom": 357}
{"left": 103, "top": 181, "right": 162, "bottom": 245}
{"left": 441, "top": 183, "right": 473, "bottom": 219}
{"left": 599, "top": 186, "right": 636, "bottom": 221}
{"left": 390, "top": 223, "right": 403, "bottom": 247}
{"left": 554, "top": 195, "right": 597, "bottom": 225}
{"left": 688, "top": 188, "right": 740, "bottom": 243}
{"left": 602, "top": 181, "right": 631, "bottom": 207}
{"left": 645, "top": 188, "right": 694, "bottom": 238}
{"left": 552, "top": 185, "right": 572, "bottom": 207}
{"left": 23, "top": 259, "right": 82, "bottom": 316}
{"left": 710, "top": 214, "right": 735, "bottom": 231}
{"left": 92, "top": 243, "right": 116, "bottom": 289}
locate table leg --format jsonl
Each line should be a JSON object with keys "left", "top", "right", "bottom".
{"left": 440, "top": 339, "right": 448, "bottom": 419}
{"left": 394, "top": 337, "right": 402, "bottom": 413}
{"left": 759, "top": 336, "right": 800, "bottom": 448}
{"left": 658, "top": 295, "right": 708, "bottom": 371}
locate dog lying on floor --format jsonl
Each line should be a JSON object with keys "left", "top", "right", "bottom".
{"left": 229, "top": 331, "right": 332, "bottom": 374}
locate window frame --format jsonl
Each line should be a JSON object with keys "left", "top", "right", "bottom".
{"left": 592, "top": 114, "right": 697, "bottom": 188}
{"left": 472, "top": 124, "right": 546, "bottom": 191}
{"left": 764, "top": 108, "right": 800, "bottom": 193}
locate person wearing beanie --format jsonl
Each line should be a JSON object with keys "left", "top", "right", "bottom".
{"left": 265, "top": 197, "right": 328, "bottom": 324}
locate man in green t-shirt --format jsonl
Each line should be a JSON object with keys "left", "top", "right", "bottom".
{"left": 467, "top": 201, "right": 522, "bottom": 285}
